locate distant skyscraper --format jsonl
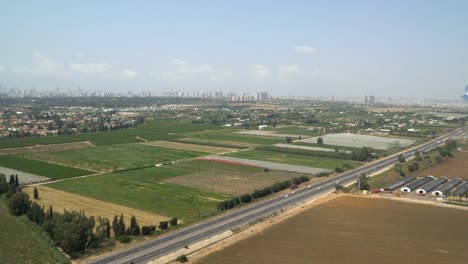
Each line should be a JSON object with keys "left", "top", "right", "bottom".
{"left": 364, "top": 95, "right": 375, "bottom": 105}
{"left": 256, "top": 92, "right": 268, "bottom": 102}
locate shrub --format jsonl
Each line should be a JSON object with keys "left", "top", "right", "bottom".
{"left": 116, "top": 235, "right": 132, "bottom": 244}
{"left": 335, "top": 167, "right": 344, "bottom": 173}
{"left": 176, "top": 255, "right": 188, "bottom": 263}
{"left": 141, "top": 225, "right": 156, "bottom": 236}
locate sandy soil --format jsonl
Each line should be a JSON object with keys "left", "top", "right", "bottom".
{"left": 143, "top": 141, "right": 238, "bottom": 154}
{"left": 24, "top": 186, "right": 167, "bottom": 227}
{"left": 0, "top": 141, "right": 95, "bottom": 155}
{"left": 193, "top": 194, "right": 468, "bottom": 264}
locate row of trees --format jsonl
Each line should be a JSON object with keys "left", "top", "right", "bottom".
{"left": 217, "top": 176, "right": 309, "bottom": 211}
{"left": 256, "top": 145, "right": 374, "bottom": 162}
{"left": 2, "top": 180, "right": 178, "bottom": 258}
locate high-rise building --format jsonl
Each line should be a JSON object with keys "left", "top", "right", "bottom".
{"left": 256, "top": 92, "right": 268, "bottom": 102}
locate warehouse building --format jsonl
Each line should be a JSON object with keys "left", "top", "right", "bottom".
{"left": 415, "top": 177, "right": 448, "bottom": 194}
{"left": 451, "top": 181, "right": 468, "bottom": 197}
{"left": 401, "top": 176, "right": 435, "bottom": 192}
{"left": 432, "top": 178, "right": 463, "bottom": 196}
{"left": 383, "top": 176, "right": 416, "bottom": 191}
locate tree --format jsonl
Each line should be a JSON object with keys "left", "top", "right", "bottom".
{"left": 335, "top": 167, "right": 344, "bottom": 173}
{"left": 112, "top": 215, "right": 119, "bottom": 237}
{"left": 169, "top": 217, "right": 178, "bottom": 227}
{"left": 0, "top": 173, "right": 9, "bottom": 195}
{"left": 159, "top": 221, "right": 169, "bottom": 230}
{"left": 8, "top": 192, "right": 31, "bottom": 216}
{"left": 176, "top": 255, "right": 188, "bottom": 263}
{"left": 398, "top": 154, "right": 406, "bottom": 163}
{"left": 317, "top": 137, "right": 324, "bottom": 145}
{"left": 33, "top": 187, "right": 39, "bottom": 199}
{"left": 358, "top": 173, "right": 370, "bottom": 190}
{"left": 128, "top": 216, "right": 141, "bottom": 236}
{"left": 285, "top": 137, "right": 293, "bottom": 144}
{"left": 15, "top": 174, "right": 19, "bottom": 188}
{"left": 117, "top": 214, "right": 126, "bottom": 237}
{"left": 27, "top": 202, "right": 45, "bottom": 225}
{"left": 9, "top": 174, "right": 15, "bottom": 186}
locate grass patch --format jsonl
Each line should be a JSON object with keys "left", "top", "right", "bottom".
{"left": 27, "top": 143, "right": 206, "bottom": 172}
{"left": 0, "top": 155, "right": 92, "bottom": 180}
{"left": 47, "top": 167, "right": 231, "bottom": 223}
{"left": 225, "top": 149, "right": 361, "bottom": 170}
{"left": 0, "top": 196, "right": 70, "bottom": 264}
{"left": 0, "top": 119, "right": 221, "bottom": 149}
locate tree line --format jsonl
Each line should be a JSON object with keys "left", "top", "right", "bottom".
{"left": 217, "top": 176, "right": 309, "bottom": 211}
{"left": 0, "top": 176, "right": 178, "bottom": 258}
{"left": 255, "top": 145, "right": 375, "bottom": 162}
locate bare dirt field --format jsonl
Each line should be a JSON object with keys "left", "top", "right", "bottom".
{"left": 164, "top": 169, "right": 315, "bottom": 196}
{"left": 0, "top": 141, "right": 95, "bottom": 155}
{"left": 415, "top": 151, "right": 468, "bottom": 179}
{"left": 178, "top": 138, "right": 256, "bottom": 148}
{"left": 143, "top": 141, "right": 237, "bottom": 154}
{"left": 196, "top": 196, "right": 468, "bottom": 264}
{"left": 24, "top": 186, "right": 167, "bottom": 227}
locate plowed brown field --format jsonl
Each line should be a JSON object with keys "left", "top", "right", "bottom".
{"left": 197, "top": 196, "right": 468, "bottom": 264}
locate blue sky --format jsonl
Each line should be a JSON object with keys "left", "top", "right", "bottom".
{"left": 1, "top": 0, "right": 467, "bottom": 99}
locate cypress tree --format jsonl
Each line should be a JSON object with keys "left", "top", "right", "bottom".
{"left": 118, "top": 214, "right": 126, "bottom": 236}
{"left": 15, "top": 175, "right": 19, "bottom": 187}
{"left": 9, "top": 175, "right": 14, "bottom": 185}
{"left": 33, "top": 187, "right": 39, "bottom": 199}
{"left": 129, "top": 216, "right": 141, "bottom": 236}
{"left": 112, "top": 215, "right": 119, "bottom": 237}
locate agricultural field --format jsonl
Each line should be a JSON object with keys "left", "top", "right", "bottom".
{"left": 414, "top": 151, "right": 468, "bottom": 179}
{"left": 236, "top": 130, "right": 308, "bottom": 138}
{"left": 185, "top": 129, "right": 285, "bottom": 145}
{"left": 271, "top": 126, "right": 322, "bottom": 136}
{"left": 299, "top": 133, "right": 415, "bottom": 150}
{"left": 47, "top": 167, "right": 231, "bottom": 223}
{"left": 0, "top": 119, "right": 221, "bottom": 149}
{"left": 273, "top": 143, "right": 336, "bottom": 152}
{"left": 0, "top": 141, "right": 95, "bottom": 155}
{"left": 197, "top": 196, "right": 468, "bottom": 264}
{"left": 0, "top": 166, "right": 49, "bottom": 184}
{"left": 23, "top": 186, "right": 167, "bottom": 227}
{"left": 163, "top": 160, "right": 310, "bottom": 195}
{"left": 27, "top": 143, "right": 206, "bottom": 172}
{"left": 143, "top": 141, "right": 237, "bottom": 154}
{"left": 225, "top": 149, "right": 360, "bottom": 170}
{"left": 0, "top": 155, "right": 92, "bottom": 180}
{"left": 0, "top": 197, "right": 70, "bottom": 264}
{"left": 174, "top": 138, "right": 253, "bottom": 149}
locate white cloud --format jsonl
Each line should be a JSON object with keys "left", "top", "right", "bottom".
{"left": 0, "top": 65, "right": 5, "bottom": 72}
{"left": 69, "top": 62, "right": 113, "bottom": 74}
{"left": 294, "top": 45, "right": 318, "bottom": 54}
{"left": 121, "top": 69, "right": 137, "bottom": 79}
{"left": 152, "top": 59, "right": 233, "bottom": 81}
{"left": 278, "top": 64, "right": 301, "bottom": 79}
{"left": 252, "top": 65, "right": 270, "bottom": 79}
{"left": 15, "top": 53, "right": 66, "bottom": 75}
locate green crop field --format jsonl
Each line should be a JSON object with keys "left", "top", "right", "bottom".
{"left": 0, "top": 119, "right": 221, "bottom": 149}
{"left": 225, "top": 149, "right": 361, "bottom": 170}
{"left": 185, "top": 129, "right": 285, "bottom": 145}
{"left": 271, "top": 126, "right": 321, "bottom": 136}
{"left": 27, "top": 143, "right": 206, "bottom": 172}
{"left": 47, "top": 167, "right": 231, "bottom": 223}
{"left": 0, "top": 155, "right": 92, "bottom": 180}
{"left": 0, "top": 197, "right": 70, "bottom": 264}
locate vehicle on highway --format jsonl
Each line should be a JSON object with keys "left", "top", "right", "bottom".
{"left": 284, "top": 194, "right": 289, "bottom": 198}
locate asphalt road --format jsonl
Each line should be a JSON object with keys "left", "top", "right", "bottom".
{"left": 89, "top": 126, "right": 467, "bottom": 264}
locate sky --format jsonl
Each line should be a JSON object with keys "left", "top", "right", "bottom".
{"left": 0, "top": 0, "right": 467, "bottom": 99}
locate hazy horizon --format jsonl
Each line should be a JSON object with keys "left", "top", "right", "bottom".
{"left": 1, "top": 1, "right": 467, "bottom": 100}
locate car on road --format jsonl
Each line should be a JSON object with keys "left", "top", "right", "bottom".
{"left": 284, "top": 194, "right": 289, "bottom": 198}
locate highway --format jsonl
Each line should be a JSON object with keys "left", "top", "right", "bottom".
{"left": 89, "top": 126, "right": 467, "bottom": 264}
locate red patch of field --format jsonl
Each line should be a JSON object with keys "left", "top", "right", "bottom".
{"left": 198, "top": 157, "right": 263, "bottom": 168}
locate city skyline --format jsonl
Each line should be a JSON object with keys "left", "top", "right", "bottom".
{"left": 1, "top": 1, "right": 467, "bottom": 100}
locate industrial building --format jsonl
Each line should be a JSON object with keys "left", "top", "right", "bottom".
{"left": 383, "top": 176, "right": 416, "bottom": 191}
{"left": 400, "top": 176, "right": 435, "bottom": 192}
{"left": 451, "top": 181, "right": 468, "bottom": 197}
{"left": 432, "top": 178, "right": 463, "bottom": 196}
{"left": 415, "top": 177, "right": 448, "bottom": 194}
